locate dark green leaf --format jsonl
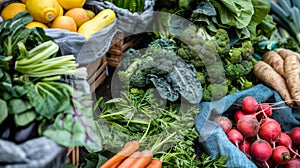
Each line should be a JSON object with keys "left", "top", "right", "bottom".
{"left": 0, "top": 99, "right": 8, "bottom": 124}
{"left": 14, "top": 110, "right": 36, "bottom": 126}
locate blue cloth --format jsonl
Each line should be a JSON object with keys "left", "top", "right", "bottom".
{"left": 195, "top": 84, "right": 300, "bottom": 168}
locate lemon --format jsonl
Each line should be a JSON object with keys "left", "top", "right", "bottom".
{"left": 1, "top": 3, "right": 26, "bottom": 20}
{"left": 57, "top": 0, "right": 86, "bottom": 10}
{"left": 51, "top": 15, "right": 77, "bottom": 32}
{"left": 26, "top": 21, "right": 48, "bottom": 28}
{"left": 26, "top": 0, "right": 61, "bottom": 23}
{"left": 58, "top": 5, "right": 64, "bottom": 16}
{"left": 64, "top": 8, "right": 89, "bottom": 27}
{"left": 21, "top": 0, "right": 27, "bottom": 3}
{"left": 85, "top": 9, "right": 95, "bottom": 19}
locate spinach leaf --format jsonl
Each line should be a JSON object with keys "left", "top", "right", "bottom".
{"left": 0, "top": 99, "right": 8, "bottom": 124}
{"left": 14, "top": 110, "right": 36, "bottom": 126}
{"left": 8, "top": 98, "right": 32, "bottom": 114}
{"left": 26, "top": 81, "right": 71, "bottom": 119}
{"left": 43, "top": 90, "right": 102, "bottom": 152}
{"left": 210, "top": 0, "right": 254, "bottom": 29}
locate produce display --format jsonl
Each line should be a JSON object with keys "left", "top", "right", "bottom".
{"left": 215, "top": 96, "right": 300, "bottom": 167}
{"left": 1, "top": 0, "right": 300, "bottom": 168}
{"left": 0, "top": 0, "right": 116, "bottom": 39}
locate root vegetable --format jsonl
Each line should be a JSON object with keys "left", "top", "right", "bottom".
{"left": 234, "top": 110, "right": 254, "bottom": 123}
{"left": 276, "top": 48, "right": 300, "bottom": 61}
{"left": 238, "top": 139, "right": 251, "bottom": 156}
{"left": 272, "top": 146, "right": 291, "bottom": 165}
{"left": 242, "top": 96, "right": 259, "bottom": 114}
{"left": 253, "top": 61, "right": 293, "bottom": 107}
{"left": 289, "top": 127, "right": 300, "bottom": 145}
{"left": 259, "top": 118, "right": 281, "bottom": 147}
{"left": 146, "top": 160, "right": 163, "bottom": 168}
{"left": 256, "top": 103, "right": 272, "bottom": 119}
{"left": 130, "top": 150, "right": 153, "bottom": 168}
{"left": 251, "top": 139, "right": 273, "bottom": 164}
{"left": 284, "top": 158, "right": 300, "bottom": 168}
{"left": 213, "top": 116, "right": 232, "bottom": 134}
{"left": 117, "top": 151, "right": 143, "bottom": 168}
{"left": 237, "top": 115, "right": 260, "bottom": 138}
{"left": 227, "top": 128, "right": 244, "bottom": 147}
{"left": 100, "top": 140, "right": 140, "bottom": 168}
{"left": 278, "top": 132, "right": 300, "bottom": 158}
{"left": 263, "top": 51, "right": 285, "bottom": 76}
{"left": 283, "top": 54, "right": 300, "bottom": 106}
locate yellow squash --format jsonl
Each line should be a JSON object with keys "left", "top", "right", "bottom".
{"left": 78, "top": 9, "right": 116, "bottom": 39}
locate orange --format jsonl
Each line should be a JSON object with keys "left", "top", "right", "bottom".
{"left": 56, "top": 0, "right": 86, "bottom": 10}
{"left": 1, "top": 3, "right": 27, "bottom": 20}
{"left": 85, "top": 9, "right": 95, "bottom": 19}
{"left": 26, "top": 21, "right": 48, "bottom": 28}
{"left": 50, "top": 15, "right": 77, "bottom": 32}
{"left": 64, "top": 8, "right": 89, "bottom": 27}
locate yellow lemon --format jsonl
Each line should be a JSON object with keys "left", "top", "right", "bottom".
{"left": 1, "top": 3, "right": 26, "bottom": 20}
{"left": 26, "top": 0, "right": 61, "bottom": 23}
{"left": 64, "top": 8, "right": 89, "bottom": 27}
{"left": 21, "top": 0, "right": 27, "bottom": 3}
{"left": 51, "top": 15, "right": 77, "bottom": 32}
{"left": 85, "top": 9, "right": 95, "bottom": 19}
{"left": 58, "top": 5, "right": 64, "bottom": 16}
{"left": 26, "top": 21, "right": 48, "bottom": 28}
{"left": 56, "top": 0, "right": 86, "bottom": 10}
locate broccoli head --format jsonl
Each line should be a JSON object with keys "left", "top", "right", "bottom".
{"left": 206, "top": 62, "right": 226, "bottom": 84}
{"left": 202, "top": 84, "right": 228, "bottom": 101}
{"left": 240, "top": 40, "right": 254, "bottom": 60}
{"left": 227, "top": 48, "right": 242, "bottom": 63}
{"left": 225, "top": 63, "right": 246, "bottom": 79}
{"left": 212, "top": 29, "right": 230, "bottom": 58}
{"left": 240, "top": 60, "right": 253, "bottom": 75}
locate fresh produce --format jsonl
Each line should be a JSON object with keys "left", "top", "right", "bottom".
{"left": 214, "top": 96, "right": 300, "bottom": 167}
{"left": 145, "top": 160, "right": 162, "bottom": 168}
{"left": 0, "top": 12, "right": 101, "bottom": 152}
{"left": 213, "top": 116, "right": 232, "bottom": 134}
{"left": 50, "top": 15, "right": 77, "bottom": 32}
{"left": 100, "top": 0, "right": 145, "bottom": 13}
{"left": 0, "top": 2, "right": 26, "bottom": 20}
{"left": 262, "top": 51, "right": 285, "bottom": 77}
{"left": 26, "top": 21, "right": 48, "bottom": 28}
{"left": 254, "top": 48, "right": 300, "bottom": 107}
{"left": 64, "top": 7, "right": 90, "bottom": 27}
{"left": 242, "top": 96, "right": 259, "bottom": 114}
{"left": 289, "top": 127, "right": 300, "bottom": 145}
{"left": 26, "top": 0, "right": 61, "bottom": 23}
{"left": 253, "top": 61, "right": 294, "bottom": 107}
{"left": 56, "top": 0, "right": 86, "bottom": 10}
{"left": 284, "top": 158, "right": 300, "bottom": 168}
{"left": 78, "top": 8, "right": 116, "bottom": 39}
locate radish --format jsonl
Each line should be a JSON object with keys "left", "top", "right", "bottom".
{"left": 213, "top": 116, "right": 232, "bottom": 134}
{"left": 256, "top": 103, "right": 272, "bottom": 119}
{"left": 277, "top": 132, "right": 300, "bottom": 158}
{"left": 238, "top": 139, "right": 251, "bottom": 156}
{"left": 272, "top": 146, "right": 291, "bottom": 165}
{"left": 251, "top": 139, "right": 273, "bottom": 167}
{"left": 284, "top": 158, "right": 300, "bottom": 168}
{"left": 234, "top": 110, "right": 255, "bottom": 123}
{"left": 289, "top": 127, "right": 300, "bottom": 145}
{"left": 259, "top": 118, "right": 281, "bottom": 147}
{"left": 237, "top": 115, "right": 260, "bottom": 138}
{"left": 242, "top": 96, "right": 259, "bottom": 114}
{"left": 227, "top": 128, "right": 244, "bottom": 147}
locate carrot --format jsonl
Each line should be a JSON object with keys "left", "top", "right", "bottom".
{"left": 146, "top": 159, "right": 163, "bottom": 168}
{"left": 117, "top": 151, "right": 143, "bottom": 168}
{"left": 283, "top": 54, "right": 300, "bottom": 106}
{"left": 130, "top": 150, "right": 153, "bottom": 168}
{"left": 99, "top": 140, "right": 140, "bottom": 168}
{"left": 253, "top": 61, "right": 294, "bottom": 107}
{"left": 262, "top": 51, "right": 285, "bottom": 76}
{"left": 276, "top": 48, "right": 300, "bottom": 61}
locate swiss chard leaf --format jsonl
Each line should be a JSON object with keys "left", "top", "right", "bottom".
{"left": 26, "top": 81, "right": 71, "bottom": 119}
{"left": 0, "top": 99, "right": 8, "bottom": 124}
{"left": 43, "top": 90, "right": 102, "bottom": 152}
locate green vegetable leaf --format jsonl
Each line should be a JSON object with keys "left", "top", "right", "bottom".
{"left": 8, "top": 98, "right": 32, "bottom": 114}
{"left": 14, "top": 110, "right": 36, "bottom": 126}
{"left": 43, "top": 90, "right": 102, "bottom": 152}
{"left": 210, "top": 0, "right": 254, "bottom": 29}
{"left": 26, "top": 81, "right": 71, "bottom": 119}
{"left": 0, "top": 99, "right": 8, "bottom": 124}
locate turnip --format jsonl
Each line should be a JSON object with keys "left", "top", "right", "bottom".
{"left": 289, "top": 127, "right": 300, "bottom": 146}
{"left": 251, "top": 139, "right": 273, "bottom": 167}
{"left": 238, "top": 139, "right": 251, "bottom": 156}
{"left": 242, "top": 96, "right": 259, "bottom": 114}
{"left": 284, "top": 158, "right": 300, "bottom": 168}
{"left": 272, "top": 146, "right": 291, "bottom": 165}
{"left": 277, "top": 132, "right": 300, "bottom": 158}
{"left": 213, "top": 116, "right": 232, "bottom": 134}
{"left": 237, "top": 115, "right": 260, "bottom": 138}
{"left": 256, "top": 103, "right": 272, "bottom": 119}
{"left": 227, "top": 128, "right": 244, "bottom": 147}
{"left": 259, "top": 118, "right": 281, "bottom": 147}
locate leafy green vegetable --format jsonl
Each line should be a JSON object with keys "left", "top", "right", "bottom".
{"left": 0, "top": 99, "right": 8, "bottom": 124}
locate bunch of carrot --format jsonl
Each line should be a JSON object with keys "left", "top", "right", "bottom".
{"left": 99, "top": 140, "right": 162, "bottom": 168}
{"left": 253, "top": 48, "right": 300, "bottom": 107}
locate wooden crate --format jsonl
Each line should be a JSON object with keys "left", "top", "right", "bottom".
{"left": 106, "top": 32, "right": 145, "bottom": 68}
{"left": 67, "top": 147, "right": 79, "bottom": 166}
{"left": 85, "top": 55, "right": 107, "bottom": 92}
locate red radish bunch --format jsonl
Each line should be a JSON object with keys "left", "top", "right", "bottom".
{"left": 213, "top": 96, "right": 300, "bottom": 168}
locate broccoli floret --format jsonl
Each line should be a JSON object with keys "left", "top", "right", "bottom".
{"left": 197, "top": 71, "right": 206, "bottom": 84}
{"left": 225, "top": 63, "right": 245, "bottom": 79}
{"left": 180, "top": 25, "right": 202, "bottom": 46}
{"left": 202, "top": 84, "right": 228, "bottom": 101}
{"left": 240, "top": 40, "right": 254, "bottom": 60}
{"left": 130, "top": 71, "right": 150, "bottom": 88}
{"left": 240, "top": 60, "right": 253, "bottom": 75}
{"left": 118, "top": 58, "right": 143, "bottom": 84}
{"left": 238, "top": 77, "right": 253, "bottom": 90}
{"left": 206, "top": 62, "right": 226, "bottom": 84}
{"left": 227, "top": 48, "right": 242, "bottom": 63}
{"left": 212, "top": 29, "right": 231, "bottom": 58}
